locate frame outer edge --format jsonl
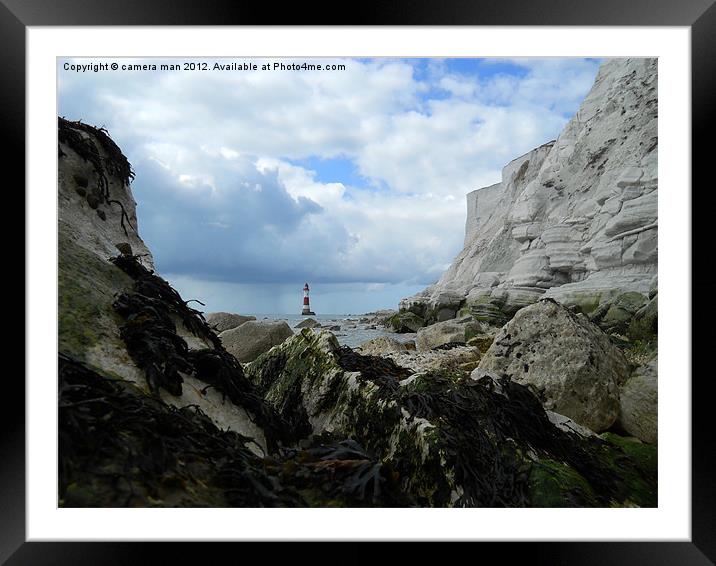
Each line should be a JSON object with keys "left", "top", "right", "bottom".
{"left": 6, "top": 0, "right": 715, "bottom": 562}
{"left": 0, "top": 0, "right": 27, "bottom": 565}
{"left": 691, "top": 0, "right": 716, "bottom": 562}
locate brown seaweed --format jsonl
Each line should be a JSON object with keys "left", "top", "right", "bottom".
{"left": 59, "top": 354, "right": 409, "bottom": 507}
{"left": 59, "top": 117, "right": 137, "bottom": 235}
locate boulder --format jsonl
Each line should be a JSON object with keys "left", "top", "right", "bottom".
{"left": 618, "top": 356, "right": 658, "bottom": 443}
{"left": 219, "top": 320, "right": 294, "bottom": 363}
{"left": 436, "top": 308, "right": 457, "bottom": 322}
{"left": 357, "top": 336, "right": 409, "bottom": 356}
{"left": 372, "top": 309, "right": 398, "bottom": 326}
{"left": 478, "top": 299, "right": 630, "bottom": 432}
{"left": 206, "top": 311, "right": 256, "bottom": 333}
{"left": 597, "top": 291, "right": 649, "bottom": 334}
{"left": 628, "top": 295, "right": 658, "bottom": 343}
{"left": 466, "top": 334, "right": 495, "bottom": 354}
{"left": 415, "top": 317, "right": 481, "bottom": 351}
{"left": 388, "top": 311, "right": 425, "bottom": 333}
{"left": 295, "top": 317, "right": 321, "bottom": 329}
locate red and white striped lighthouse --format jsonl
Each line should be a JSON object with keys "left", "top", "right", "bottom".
{"left": 302, "top": 283, "right": 315, "bottom": 315}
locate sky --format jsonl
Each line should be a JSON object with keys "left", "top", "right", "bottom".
{"left": 58, "top": 57, "right": 601, "bottom": 314}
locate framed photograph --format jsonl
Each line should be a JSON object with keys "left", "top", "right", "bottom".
{"left": 8, "top": 0, "right": 712, "bottom": 563}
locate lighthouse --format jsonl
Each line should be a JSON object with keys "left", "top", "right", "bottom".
{"left": 302, "top": 283, "right": 316, "bottom": 315}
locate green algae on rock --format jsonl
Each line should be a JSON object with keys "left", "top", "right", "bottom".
{"left": 388, "top": 311, "right": 426, "bottom": 333}
{"left": 58, "top": 230, "right": 136, "bottom": 363}
{"left": 244, "top": 330, "right": 657, "bottom": 507}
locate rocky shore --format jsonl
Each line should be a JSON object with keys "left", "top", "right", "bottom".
{"left": 57, "top": 57, "right": 658, "bottom": 509}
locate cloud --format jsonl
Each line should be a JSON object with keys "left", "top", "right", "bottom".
{"left": 58, "top": 56, "right": 601, "bottom": 307}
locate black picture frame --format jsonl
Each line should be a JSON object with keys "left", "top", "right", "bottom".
{"left": 7, "top": 0, "right": 713, "bottom": 563}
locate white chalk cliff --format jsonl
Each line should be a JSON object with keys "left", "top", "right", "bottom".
{"left": 401, "top": 58, "right": 657, "bottom": 322}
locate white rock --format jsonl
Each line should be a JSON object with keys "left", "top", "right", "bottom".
{"left": 478, "top": 300, "right": 630, "bottom": 432}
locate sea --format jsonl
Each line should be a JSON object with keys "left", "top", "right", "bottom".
{"left": 248, "top": 313, "right": 414, "bottom": 349}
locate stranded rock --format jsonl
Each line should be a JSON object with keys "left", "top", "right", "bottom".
{"left": 219, "top": 320, "right": 293, "bottom": 363}
{"left": 478, "top": 299, "right": 629, "bottom": 432}
{"left": 295, "top": 317, "right": 321, "bottom": 329}
{"left": 206, "top": 312, "right": 256, "bottom": 333}
{"left": 415, "top": 316, "right": 481, "bottom": 351}
{"left": 618, "top": 355, "right": 658, "bottom": 443}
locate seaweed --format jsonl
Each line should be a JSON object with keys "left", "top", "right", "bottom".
{"left": 394, "top": 372, "right": 530, "bottom": 506}
{"left": 336, "top": 345, "right": 411, "bottom": 394}
{"left": 59, "top": 117, "right": 134, "bottom": 186}
{"left": 387, "top": 370, "right": 655, "bottom": 507}
{"left": 59, "top": 117, "right": 137, "bottom": 235}
{"left": 432, "top": 341, "right": 466, "bottom": 351}
{"left": 58, "top": 352, "right": 299, "bottom": 507}
{"left": 111, "top": 253, "right": 220, "bottom": 347}
{"left": 59, "top": 353, "right": 410, "bottom": 507}
{"left": 110, "top": 254, "right": 291, "bottom": 449}
{"left": 272, "top": 435, "right": 409, "bottom": 507}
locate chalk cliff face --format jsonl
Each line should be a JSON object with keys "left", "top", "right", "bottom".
{"left": 401, "top": 58, "right": 657, "bottom": 323}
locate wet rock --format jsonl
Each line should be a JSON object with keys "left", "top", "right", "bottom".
{"left": 219, "top": 320, "right": 293, "bottom": 363}
{"left": 388, "top": 311, "right": 425, "bottom": 333}
{"left": 295, "top": 317, "right": 321, "bottom": 329}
